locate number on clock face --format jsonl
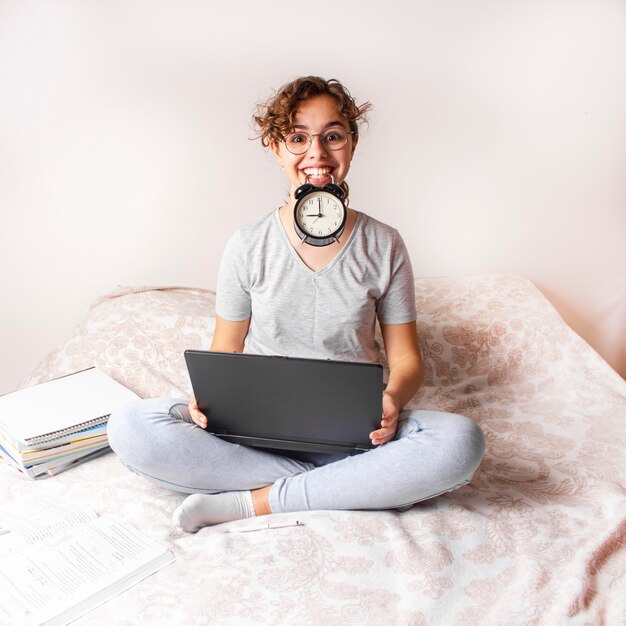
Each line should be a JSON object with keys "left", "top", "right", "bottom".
{"left": 298, "top": 193, "right": 343, "bottom": 237}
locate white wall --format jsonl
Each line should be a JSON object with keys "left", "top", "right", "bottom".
{"left": 1, "top": 0, "right": 625, "bottom": 394}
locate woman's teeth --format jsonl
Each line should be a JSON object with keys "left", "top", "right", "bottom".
{"left": 303, "top": 168, "right": 331, "bottom": 177}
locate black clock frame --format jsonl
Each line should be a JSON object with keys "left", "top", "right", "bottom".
{"left": 293, "top": 182, "right": 348, "bottom": 247}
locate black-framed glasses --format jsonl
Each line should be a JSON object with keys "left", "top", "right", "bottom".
{"left": 284, "top": 128, "right": 355, "bottom": 155}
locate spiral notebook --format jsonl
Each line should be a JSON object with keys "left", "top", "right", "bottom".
{"left": 0, "top": 368, "right": 140, "bottom": 452}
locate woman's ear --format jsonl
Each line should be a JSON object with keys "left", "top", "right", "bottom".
{"left": 269, "top": 139, "right": 283, "bottom": 167}
{"left": 351, "top": 132, "right": 359, "bottom": 156}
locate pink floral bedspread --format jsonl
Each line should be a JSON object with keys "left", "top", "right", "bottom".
{"left": 2, "top": 274, "right": 624, "bottom": 625}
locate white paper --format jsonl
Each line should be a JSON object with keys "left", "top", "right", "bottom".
{"left": 0, "top": 497, "right": 96, "bottom": 557}
{"left": 0, "top": 516, "right": 174, "bottom": 626}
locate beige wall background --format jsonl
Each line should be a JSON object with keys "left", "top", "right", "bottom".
{"left": 1, "top": 0, "right": 625, "bottom": 395}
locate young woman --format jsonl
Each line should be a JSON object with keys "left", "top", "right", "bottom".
{"left": 108, "top": 76, "right": 485, "bottom": 532}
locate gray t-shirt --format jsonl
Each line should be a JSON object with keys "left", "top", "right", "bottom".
{"left": 216, "top": 209, "right": 416, "bottom": 364}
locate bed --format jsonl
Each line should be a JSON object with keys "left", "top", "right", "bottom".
{"left": 2, "top": 273, "right": 625, "bottom": 625}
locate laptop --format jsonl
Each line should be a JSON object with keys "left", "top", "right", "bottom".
{"left": 184, "top": 350, "right": 383, "bottom": 455}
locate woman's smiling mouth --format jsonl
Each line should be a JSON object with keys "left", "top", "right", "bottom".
{"left": 301, "top": 166, "right": 334, "bottom": 183}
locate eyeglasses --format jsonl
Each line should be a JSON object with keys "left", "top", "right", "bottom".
{"left": 284, "top": 128, "right": 355, "bottom": 155}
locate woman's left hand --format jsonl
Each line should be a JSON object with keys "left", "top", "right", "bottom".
{"left": 370, "top": 392, "right": 400, "bottom": 446}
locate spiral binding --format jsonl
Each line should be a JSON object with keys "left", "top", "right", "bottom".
{"left": 24, "top": 414, "right": 109, "bottom": 445}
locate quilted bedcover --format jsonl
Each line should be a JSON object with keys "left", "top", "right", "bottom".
{"left": 1, "top": 273, "right": 624, "bottom": 625}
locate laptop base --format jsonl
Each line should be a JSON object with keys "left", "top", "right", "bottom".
{"left": 212, "top": 433, "right": 372, "bottom": 455}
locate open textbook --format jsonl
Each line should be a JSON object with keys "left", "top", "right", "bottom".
{"left": 0, "top": 496, "right": 174, "bottom": 626}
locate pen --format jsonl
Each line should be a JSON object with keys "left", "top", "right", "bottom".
{"left": 223, "top": 520, "right": 304, "bottom": 533}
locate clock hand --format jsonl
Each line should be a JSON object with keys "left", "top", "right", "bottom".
{"left": 305, "top": 213, "right": 324, "bottom": 222}
{"left": 304, "top": 199, "right": 323, "bottom": 218}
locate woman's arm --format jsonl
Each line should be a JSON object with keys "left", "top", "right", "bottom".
{"left": 210, "top": 315, "right": 251, "bottom": 353}
{"left": 370, "top": 321, "right": 423, "bottom": 445}
{"left": 189, "top": 315, "right": 251, "bottom": 428}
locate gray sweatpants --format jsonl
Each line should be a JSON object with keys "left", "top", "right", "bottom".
{"left": 107, "top": 398, "right": 485, "bottom": 513}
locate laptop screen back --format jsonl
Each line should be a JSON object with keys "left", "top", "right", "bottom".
{"left": 184, "top": 350, "right": 383, "bottom": 452}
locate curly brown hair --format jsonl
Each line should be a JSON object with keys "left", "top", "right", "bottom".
{"left": 253, "top": 76, "right": 372, "bottom": 148}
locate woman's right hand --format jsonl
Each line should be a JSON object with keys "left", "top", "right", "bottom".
{"left": 189, "top": 316, "right": 249, "bottom": 430}
{"left": 189, "top": 395, "right": 208, "bottom": 429}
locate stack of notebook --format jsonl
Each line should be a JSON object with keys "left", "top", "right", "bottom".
{"left": 0, "top": 368, "right": 139, "bottom": 479}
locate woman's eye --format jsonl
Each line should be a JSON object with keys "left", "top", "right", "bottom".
{"left": 324, "top": 131, "right": 345, "bottom": 143}
{"left": 289, "top": 133, "right": 308, "bottom": 144}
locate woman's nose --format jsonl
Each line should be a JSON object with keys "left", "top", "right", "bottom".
{"left": 308, "top": 134, "right": 328, "bottom": 157}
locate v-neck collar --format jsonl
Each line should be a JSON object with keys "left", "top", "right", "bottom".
{"left": 274, "top": 208, "right": 362, "bottom": 277}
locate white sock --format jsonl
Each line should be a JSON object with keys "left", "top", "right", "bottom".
{"left": 172, "top": 491, "right": 256, "bottom": 533}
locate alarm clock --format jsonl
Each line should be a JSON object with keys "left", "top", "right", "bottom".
{"left": 293, "top": 177, "right": 348, "bottom": 247}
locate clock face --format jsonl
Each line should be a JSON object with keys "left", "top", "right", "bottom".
{"left": 295, "top": 190, "right": 345, "bottom": 238}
